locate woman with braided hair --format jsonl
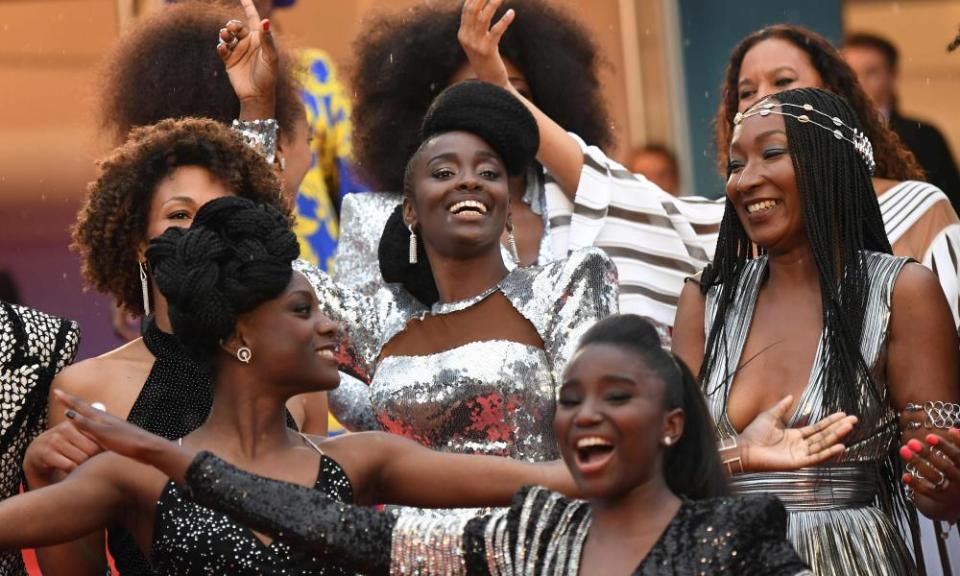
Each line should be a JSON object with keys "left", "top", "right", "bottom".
{"left": 51, "top": 314, "right": 820, "bottom": 575}
{"left": 715, "top": 24, "right": 960, "bottom": 340}
{"left": 672, "top": 88, "right": 960, "bottom": 575}
{"left": 0, "top": 195, "right": 583, "bottom": 575}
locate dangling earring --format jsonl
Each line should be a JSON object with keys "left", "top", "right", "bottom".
{"left": 407, "top": 223, "right": 418, "bottom": 265}
{"left": 278, "top": 156, "right": 287, "bottom": 172}
{"left": 505, "top": 214, "right": 520, "bottom": 264}
{"left": 236, "top": 346, "right": 252, "bottom": 364}
{"left": 138, "top": 261, "right": 151, "bottom": 317}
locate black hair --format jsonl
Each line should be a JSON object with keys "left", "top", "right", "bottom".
{"left": 0, "top": 269, "right": 20, "bottom": 305}
{"left": 378, "top": 82, "right": 538, "bottom": 306}
{"left": 715, "top": 24, "right": 925, "bottom": 182}
{"left": 844, "top": 32, "right": 899, "bottom": 71}
{"left": 577, "top": 314, "right": 730, "bottom": 500}
{"left": 146, "top": 196, "right": 299, "bottom": 363}
{"left": 701, "top": 87, "right": 902, "bottom": 513}
{"left": 351, "top": 0, "right": 611, "bottom": 192}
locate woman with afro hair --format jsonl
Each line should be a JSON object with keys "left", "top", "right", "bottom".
{"left": 332, "top": 0, "right": 723, "bottom": 406}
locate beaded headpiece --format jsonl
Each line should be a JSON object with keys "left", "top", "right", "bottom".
{"left": 734, "top": 101, "right": 876, "bottom": 175}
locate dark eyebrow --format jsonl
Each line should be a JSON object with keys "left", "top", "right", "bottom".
{"left": 755, "top": 129, "right": 787, "bottom": 140}
{"left": 426, "top": 152, "right": 459, "bottom": 166}
{"left": 160, "top": 196, "right": 198, "bottom": 207}
{"left": 738, "top": 65, "right": 797, "bottom": 88}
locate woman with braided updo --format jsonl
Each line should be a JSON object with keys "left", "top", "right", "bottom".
{"left": 672, "top": 88, "right": 960, "bottom": 575}
{"left": 22, "top": 117, "right": 314, "bottom": 576}
{"left": 0, "top": 196, "right": 580, "bottom": 575}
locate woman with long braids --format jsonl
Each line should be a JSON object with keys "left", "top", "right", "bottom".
{"left": 0, "top": 196, "right": 585, "bottom": 575}
{"left": 51, "top": 315, "right": 830, "bottom": 575}
{"left": 714, "top": 24, "right": 960, "bottom": 338}
{"left": 672, "top": 88, "right": 960, "bottom": 575}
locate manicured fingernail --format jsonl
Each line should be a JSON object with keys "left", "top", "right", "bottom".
{"left": 902, "top": 473, "right": 912, "bottom": 484}
{"left": 263, "top": 19, "right": 270, "bottom": 31}
{"left": 900, "top": 446, "right": 914, "bottom": 460}
{"left": 65, "top": 410, "right": 76, "bottom": 420}
{"left": 908, "top": 439, "right": 924, "bottom": 452}
{"left": 927, "top": 434, "right": 940, "bottom": 446}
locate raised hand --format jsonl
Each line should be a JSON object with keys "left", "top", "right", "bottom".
{"left": 739, "top": 395, "right": 858, "bottom": 472}
{"left": 900, "top": 430, "right": 960, "bottom": 522}
{"left": 54, "top": 390, "right": 196, "bottom": 485}
{"left": 218, "top": 0, "right": 278, "bottom": 117}
{"left": 458, "top": 0, "right": 515, "bottom": 90}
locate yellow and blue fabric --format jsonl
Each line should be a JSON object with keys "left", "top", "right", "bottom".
{"left": 294, "top": 48, "right": 366, "bottom": 274}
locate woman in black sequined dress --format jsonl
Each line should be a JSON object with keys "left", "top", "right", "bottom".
{"left": 0, "top": 196, "right": 578, "bottom": 575}
{"left": 59, "top": 315, "right": 836, "bottom": 575}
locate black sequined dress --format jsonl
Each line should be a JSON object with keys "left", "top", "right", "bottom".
{"left": 182, "top": 452, "right": 813, "bottom": 576}
{"left": 151, "top": 438, "right": 353, "bottom": 575}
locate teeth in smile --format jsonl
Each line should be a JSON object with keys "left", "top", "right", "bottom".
{"left": 316, "top": 349, "right": 335, "bottom": 359}
{"left": 747, "top": 200, "right": 778, "bottom": 214}
{"left": 576, "top": 436, "right": 613, "bottom": 449}
{"left": 449, "top": 200, "right": 487, "bottom": 214}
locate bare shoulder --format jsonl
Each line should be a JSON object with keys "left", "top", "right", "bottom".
{"left": 51, "top": 339, "right": 154, "bottom": 420}
{"left": 892, "top": 262, "right": 945, "bottom": 307}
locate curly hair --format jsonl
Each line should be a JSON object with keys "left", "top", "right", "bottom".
{"left": 714, "top": 24, "right": 924, "bottom": 182}
{"left": 73, "top": 117, "right": 292, "bottom": 316}
{"left": 147, "top": 196, "right": 299, "bottom": 361}
{"left": 351, "top": 0, "right": 611, "bottom": 192}
{"left": 99, "top": 1, "right": 303, "bottom": 144}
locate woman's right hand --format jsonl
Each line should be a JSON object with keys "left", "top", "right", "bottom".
{"left": 218, "top": 0, "right": 278, "bottom": 120}
{"left": 23, "top": 422, "right": 103, "bottom": 488}
{"left": 54, "top": 390, "right": 197, "bottom": 485}
{"left": 739, "top": 395, "right": 858, "bottom": 472}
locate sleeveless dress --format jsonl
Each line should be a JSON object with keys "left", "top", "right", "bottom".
{"left": 175, "top": 453, "right": 814, "bottom": 576}
{"left": 150, "top": 435, "right": 353, "bottom": 575}
{"left": 701, "top": 251, "right": 915, "bottom": 576}
{"left": 109, "top": 319, "right": 298, "bottom": 574}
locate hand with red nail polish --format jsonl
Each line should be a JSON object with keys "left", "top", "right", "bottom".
{"left": 899, "top": 430, "right": 960, "bottom": 522}
{"left": 219, "top": 0, "right": 279, "bottom": 121}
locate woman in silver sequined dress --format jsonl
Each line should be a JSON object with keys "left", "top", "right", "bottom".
{"left": 300, "top": 80, "right": 618, "bottom": 466}
{"left": 673, "top": 88, "right": 960, "bottom": 576}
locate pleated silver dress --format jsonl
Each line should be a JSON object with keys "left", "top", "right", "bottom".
{"left": 701, "top": 251, "right": 916, "bottom": 576}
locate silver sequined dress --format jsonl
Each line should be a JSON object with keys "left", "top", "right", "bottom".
{"left": 701, "top": 251, "right": 915, "bottom": 576}
{"left": 296, "top": 248, "right": 618, "bottom": 463}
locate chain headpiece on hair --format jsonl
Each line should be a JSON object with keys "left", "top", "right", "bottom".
{"left": 734, "top": 101, "right": 876, "bottom": 175}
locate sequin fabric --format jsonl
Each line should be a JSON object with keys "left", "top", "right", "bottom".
{"left": 0, "top": 302, "right": 79, "bottom": 575}
{"left": 460, "top": 488, "right": 812, "bottom": 575}
{"left": 702, "top": 251, "right": 915, "bottom": 576}
{"left": 181, "top": 457, "right": 809, "bottom": 576}
{"left": 184, "top": 451, "right": 392, "bottom": 575}
{"left": 295, "top": 249, "right": 618, "bottom": 453}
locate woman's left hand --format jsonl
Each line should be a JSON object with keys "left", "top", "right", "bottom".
{"left": 458, "top": 0, "right": 516, "bottom": 90}
{"left": 54, "top": 390, "right": 196, "bottom": 485}
{"left": 218, "top": 0, "right": 278, "bottom": 118}
{"left": 900, "top": 430, "right": 960, "bottom": 522}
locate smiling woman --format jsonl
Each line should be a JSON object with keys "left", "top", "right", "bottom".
{"left": 57, "top": 315, "right": 815, "bottom": 575}
{"left": 674, "top": 88, "right": 960, "bottom": 576}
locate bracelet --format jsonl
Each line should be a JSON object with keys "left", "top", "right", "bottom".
{"left": 903, "top": 401, "right": 960, "bottom": 430}
{"left": 718, "top": 436, "right": 744, "bottom": 476}
{"left": 231, "top": 118, "right": 278, "bottom": 164}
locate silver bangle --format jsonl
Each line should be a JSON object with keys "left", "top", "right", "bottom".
{"left": 231, "top": 118, "right": 278, "bottom": 164}
{"left": 904, "top": 401, "right": 960, "bottom": 430}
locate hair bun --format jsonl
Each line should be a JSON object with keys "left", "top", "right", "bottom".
{"left": 146, "top": 196, "right": 299, "bottom": 360}
{"left": 420, "top": 81, "right": 539, "bottom": 175}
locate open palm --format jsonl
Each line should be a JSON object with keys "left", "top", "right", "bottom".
{"left": 740, "top": 395, "right": 858, "bottom": 472}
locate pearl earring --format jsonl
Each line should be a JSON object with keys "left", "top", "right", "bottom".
{"left": 663, "top": 436, "right": 673, "bottom": 446}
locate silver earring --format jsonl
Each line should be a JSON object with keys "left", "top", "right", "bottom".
{"left": 138, "top": 261, "right": 151, "bottom": 317}
{"left": 407, "top": 223, "right": 418, "bottom": 265}
{"left": 279, "top": 156, "right": 287, "bottom": 172}
{"left": 663, "top": 436, "right": 673, "bottom": 446}
{"left": 505, "top": 215, "right": 520, "bottom": 264}
{"left": 236, "top": 346, "right": 252, "bottom": 364}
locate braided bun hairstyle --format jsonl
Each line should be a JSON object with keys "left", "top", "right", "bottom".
{"left": 146, "top": 196, "right": 299, "bottom": 361}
